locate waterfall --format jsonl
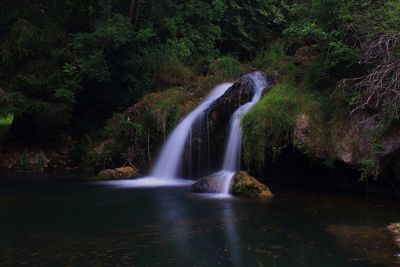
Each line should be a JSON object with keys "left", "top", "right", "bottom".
{"left": 219, "top": 72, "right": 268, "bottom": 195}
{"left": 150, "top": 83, "right": 232, "bottom": 179}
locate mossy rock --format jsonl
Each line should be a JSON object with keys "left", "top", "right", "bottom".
{"left": 231, "top": 171, "right": 273, "bottom": 198}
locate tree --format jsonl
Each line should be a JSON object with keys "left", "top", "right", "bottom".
{"left": 129, "top": 0, "right": 140, "bottom": 28}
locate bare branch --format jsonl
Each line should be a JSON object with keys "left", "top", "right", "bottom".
{"left": 338, "top": 33, "right": 400, "bottom": 119}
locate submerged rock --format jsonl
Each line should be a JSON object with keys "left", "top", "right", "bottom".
{"left": 191, "top": 170, "right": 273, "bottom": 198}
{"left": 97, "top": 166, "right": 137, "bottom": 180}
{"left": 231, "top": 171, "right": 273, "bottom": 198}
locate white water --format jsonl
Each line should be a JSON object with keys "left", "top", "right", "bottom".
{"left": 121, "top": 83, "right": 232, "bottom": 187}
{"left": 219, "top": 72, "right": 268, "bottom": 195}
{"left": 151, "top": 83, "right": 233, "bottom": 179}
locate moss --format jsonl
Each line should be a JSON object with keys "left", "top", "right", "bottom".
{"left": 210, "top": 56, "right": 243, "bottom": 82}
{"left": 231, "top": 171, "right": 273, "bottom": 198}
{"left": 242, "top": 79, "right": 337, "bottom": 169}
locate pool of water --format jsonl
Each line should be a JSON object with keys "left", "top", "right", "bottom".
{"left": 0, "top": 179, "right": 399, "bottom": 266}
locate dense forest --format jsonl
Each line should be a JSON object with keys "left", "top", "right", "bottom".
{"left": 0, "top": 0, "right": 399, "bottom": 180}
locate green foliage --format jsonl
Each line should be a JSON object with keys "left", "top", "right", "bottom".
{"left": 221, "top": 0, "right": 287, "bottom": 58}
{"left": 210, "top": 56, "right": 243, "bottom": 81}
{"left": 242, "top": 82, "right": 299, "bottom": 168}
{"left": 0, "top": 0, "right": 398, "bottom": 175}
{"left": 242, "top": 79, "right": 334, "bottom": 169}
{"left": 252, "top": 41, "right": 286, "bottom": 71}
{"left": 0, "top": 114, "right": 14, "bottom": 126}
{"left": 137, "top": 0, "right": 226, "bottom": 66}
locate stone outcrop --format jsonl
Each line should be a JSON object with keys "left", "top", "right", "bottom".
{"left": 97, "top": 166, "right": 137, "bottom": 180}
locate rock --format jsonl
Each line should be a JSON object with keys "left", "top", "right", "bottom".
{"left": 191, "top": 173, "right": 225, "bottom": 193}
{"left": 231, "top": 171, "right": 273, "bottom": 198}
{"left": 192, "top": 170, "right": 273, "bottom": 198}
{"left": 97, "top": 166, "right": 137, "bottom": 180}
{"left": 97, "top": 169, "right": 118, "bottom": 179}
{"left": 387, "top": 223, "right": 400, "bottom": 248}
{"left": 293, "top": 113, "right": 311, "bottom": 145}
{"left": 293, "top": 111, "right": 400, "bottom": 168}
{"left": 115, "top": 167, "right": 136, "bottom": 178}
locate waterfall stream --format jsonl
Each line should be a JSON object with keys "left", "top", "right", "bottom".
{"left": 218, "top": 72, "right": 268, "bottom": 195}
{"left": 151, "top": 83, "right": 233, "bottom": 179}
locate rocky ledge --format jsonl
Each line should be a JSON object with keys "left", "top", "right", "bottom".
{"left": 192, "top": 171, "right": 273, "bottom": 198}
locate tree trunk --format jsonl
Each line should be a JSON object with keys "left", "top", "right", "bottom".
{"left": 129, "top": 0, "right": 140, "bottom": 29}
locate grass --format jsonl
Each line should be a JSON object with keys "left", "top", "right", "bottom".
{"left": 0, "top": 114, "right": 14, "bottom": 126}
{"left": 241, "top": 81, "right": 334, "bottom": 169}
{"left": 210, "top": 56, "right": 243, "bottom": 82}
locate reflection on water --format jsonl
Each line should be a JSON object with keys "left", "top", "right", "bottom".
{"left": 0, "top": 180, "right": 399, "bottom": 266}
{"left": 97, "top": 177, "right": 194, "bottom": 188}
{"left": 220, "top": 200, "right": 241, "bottom": 267}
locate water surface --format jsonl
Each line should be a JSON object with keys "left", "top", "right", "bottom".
{"left": 0, "top": 179, "right": 399, "bottom": 266}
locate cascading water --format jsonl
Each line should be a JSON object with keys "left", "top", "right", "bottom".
{"left": 151, "top": 83, "right": 233, "bottom": 179}
{"left": 218, "top": 72, "right": 268, "bottom": 195}
{"left": 122, "top": 83, "right": 233, "bottom": 187}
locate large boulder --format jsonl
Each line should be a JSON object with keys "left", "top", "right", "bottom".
{"left": 231, "top": 171, "right": 273, "bottom": 198}
{"left": 97, "top": 166, "right": 137, "bottom": 180}
{"left": 191, "top": 170, "right": 273, "bottom": 198}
